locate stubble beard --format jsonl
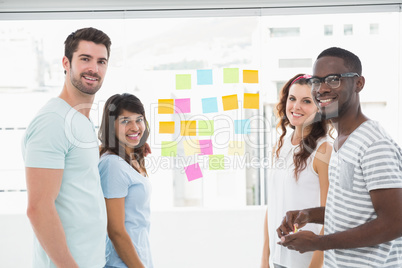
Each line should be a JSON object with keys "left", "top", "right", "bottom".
{"left": 70, "top": 70, "right": 102, "bottom": 95}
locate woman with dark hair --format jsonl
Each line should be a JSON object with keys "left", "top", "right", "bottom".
{"left": 98, "top": 93, "right": 153, "bottom": 268}
{"left": 260, "top": 74, "right": 333, "bottom": 268}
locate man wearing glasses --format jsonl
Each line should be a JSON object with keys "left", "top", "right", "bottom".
{"left": 277, "top": 47, "right": 402, "bottom": 267}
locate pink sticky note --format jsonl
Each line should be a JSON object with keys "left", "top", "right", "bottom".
{"left": 184, "top": 163, "right": 203, "bottom": 182}
{"left": 199, "top": 140, "right": 213, "bottom": 155}
{"left": 175, "top": 98, "right": 191, "bottom": 113}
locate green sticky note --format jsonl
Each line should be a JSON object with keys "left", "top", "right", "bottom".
{"left": 176, "top": 74, "right": 191, "bottom": 90}
{"left": 161, "top": 141, "right": 177, "bottom": 157}
{"left": 198, "top": 120, "right": 214, "bottom": 136}
{"left": 209, "top": 154, "right": 225, "bottom": 170}
{"left": 223, "top": 68, "right": 239, "bottom": 83}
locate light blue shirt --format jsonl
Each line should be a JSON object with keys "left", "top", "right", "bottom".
{"left": 99, "top": 153, "right": 153, "bottom": 268}
{"left": 22, "top": 98, "right": 107, "bottom": 268}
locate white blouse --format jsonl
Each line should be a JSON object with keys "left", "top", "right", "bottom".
{"left": 267, "top": 134, "right": 329, "bottom": 268}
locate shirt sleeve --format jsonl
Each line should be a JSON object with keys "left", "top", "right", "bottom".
{"left": 23, "top": 112, "right": 70, "bottom": 169}
{"left": 362, "top": 139, "right": 402, "bottom": 191}
{"left": 99, "top": 155, "right": 131, "bottom": 199}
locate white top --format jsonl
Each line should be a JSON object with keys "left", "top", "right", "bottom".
{"left": 324, "top": 120, "right": 402, "bottom": 267}
{"left": 267, "top": 134, "right": 329, "bottom": 268}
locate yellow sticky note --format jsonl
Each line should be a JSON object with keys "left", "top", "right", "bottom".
{"left": 228, "top": 141, "right": 245, "bottom": 155}
{"left": 159, "top": 121, "right": 175, "bottom": 134}
{"left": 183, "top": 140, "right": 200, "bottom": 156}
{"left": 243, "top": 70, "right": 259, "bottom": 83}
{"left": 244, "top": 93, "right": 259, "bottom": 109}
{"left": 158, "top": 99, "right": 174, "bottom": 114}
{"left": 180, "top": 120, "right": 197, "bottom": 136}
{"left": 222, "top": 94, "right": 238, "bottom": 111}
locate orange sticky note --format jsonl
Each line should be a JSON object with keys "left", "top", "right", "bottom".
{"left": 158, "top": 99, "right": 174, "bottom": 114}
{"left": 159, "top": 121, "right": 175, "bottom": 134}
{"left": 243, "top": 70, "right": 259, "bottom": 83}
{"left": 180, "top": 121, "right": 197, "bottom": 136}
{"left": 222, "top": 94, "right": 238, "bottom": 111}
{"left": 244, "top": 93, "right": 259, "bottom": 109}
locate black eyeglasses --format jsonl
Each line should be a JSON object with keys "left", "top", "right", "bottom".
{"left": 308, "top": 72, "right": 360, "bottom": 91}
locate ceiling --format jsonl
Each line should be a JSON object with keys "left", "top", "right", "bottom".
{"left": 1, "top": 0, "right": 401, "bottom": 13}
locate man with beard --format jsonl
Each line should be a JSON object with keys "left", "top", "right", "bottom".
{"left": 276, "top": 47, "right": 402, "bottom": 267}
{"left": 22, "top": 27, "right": 111, "bottom": 268}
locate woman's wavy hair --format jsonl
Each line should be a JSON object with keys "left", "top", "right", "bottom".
{"left": 99, "top": 93, "right": 150, "bottom": 175}
{"left": 275, "top": 73, "right": 332, "bottom": 180}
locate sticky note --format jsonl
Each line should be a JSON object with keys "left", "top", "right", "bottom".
{"left": 228, "top": 141, "right": 245, "bottom": 155}
{"left": 209, "top": 155, "right": 225, "bottom": 170}
{"left": 176, "top": 74, "right": 191, "bottom": 90}
{"left": 175, "top": 98, "right": 191, "bottom": 113}
{"left": 202, "top": 97, "right": 218, "bottom": 113}
{"left": 199, "top": 140, "right": 213, "bottom": 155}
{"left": 184, "top": 163, "right": 203, "bottom": 182}
{"left": 223, "top": 68, "right": 239, "bottom": 83}
{"left": 183, "top": 140, "right": 200, "bottom": 156}
{"left": 180, "top": 120, "right": 197, "bottom": 136}
{"left": 244, "top": 93, "right": 260, "bottom": 109}
{"left": 198, "top": 120, "right": 214, "bottom": 136}
{"left": 222, "top": 94, "right": 238, "bottom": 111}
{"left": 161, "top": 141, "right": 177, "bottom": 157}
{"left": 159, "top": 121, "right": 175, "bottom": 134}
{"left": 158, "top": 99, "right": 174, "bottom": 114}
{"left": 235, "top": 119, "right": 251, "bottom": 134}
{"left": 243, "top": 70, "right": 259, "bottom": 83}
{"left": 197, "top": 69, "right": 213, "bottom": 85}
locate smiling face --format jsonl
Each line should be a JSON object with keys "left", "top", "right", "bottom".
{"left": 312, "top": 56, "right": 360, "bottom": 120}
{"left": 64, "top": 40, "right": 108, "bottom": 95}
{"left": 285, "top": 83, "right": 317, "bottom": 128}
{"left": 115, "top": 110, "right": 146, "bottom": 154}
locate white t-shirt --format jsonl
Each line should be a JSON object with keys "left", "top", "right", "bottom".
{"left": 22, "top": 98, "right": 107, "bottom": 268}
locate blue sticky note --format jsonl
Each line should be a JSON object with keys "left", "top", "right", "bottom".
{"left": 197, "top": 69, "right": 213, "bottom": 85}
{"left": 202, "top": 97, "right": 218, "bottom": 113}
{"left": 235, "top": 119, "right": 251, "bottom": 134}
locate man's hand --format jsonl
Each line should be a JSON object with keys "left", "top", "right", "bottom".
{"left": 276, "top": 210, "right": 309, "bottom": 238}
{"left": 278, "top": 231, "right": 321, "bottom": 253}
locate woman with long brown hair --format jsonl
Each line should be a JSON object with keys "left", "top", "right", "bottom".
{"left": 98, "top": 93, "right": 153, "bottom": 268}
{"left": 261, "top": 74, "right": 333, "bottom": 268}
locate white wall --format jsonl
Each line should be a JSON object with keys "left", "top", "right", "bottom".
{"left": 0, "top": 207, "right": 266, "bottom": 268}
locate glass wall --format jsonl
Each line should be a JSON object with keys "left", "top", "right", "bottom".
{"left": 0, "top": 6, "right": 401, "bottom": 211}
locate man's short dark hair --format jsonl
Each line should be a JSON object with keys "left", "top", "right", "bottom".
{"left": 317, "top": 47, "right": 362, "bottom": 75}
{"left": 64, "top": 27, "right": 111, "bottom": 64}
